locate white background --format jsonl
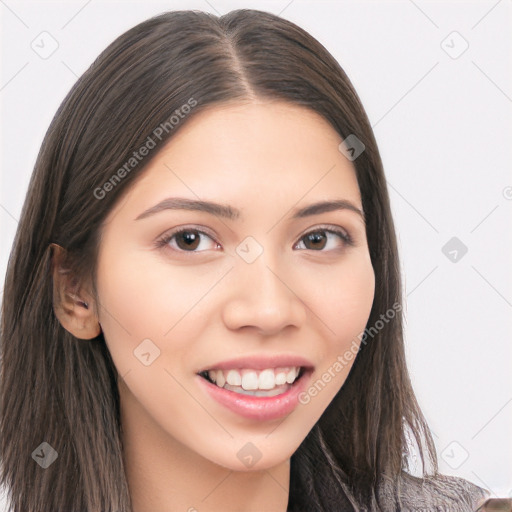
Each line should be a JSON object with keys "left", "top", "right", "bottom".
{"left": 1, "top": 0, "right": 511, "bottom": 509}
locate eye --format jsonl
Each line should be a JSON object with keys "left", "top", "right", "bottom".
{"left": 294, "top": 226, "right": 353, "bottom": 251}
{"left": 156, "top": 225, "right": 353, "bottom": 254}
{"left": 156, "top": 227, "right": 220, "bottom": 252}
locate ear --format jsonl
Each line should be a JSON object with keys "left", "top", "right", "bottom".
{"left": 50, "top": 243, "right": 102, "bottom": 340}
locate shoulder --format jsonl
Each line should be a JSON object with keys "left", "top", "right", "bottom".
{"left": 388, "top": 472, "right": 490, "bottom": 511}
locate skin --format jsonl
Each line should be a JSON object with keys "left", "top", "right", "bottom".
{"left": 53, "top": 100, "right": 375, "bottom": 512}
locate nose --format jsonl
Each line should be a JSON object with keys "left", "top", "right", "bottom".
{"left": 221, "top": 253, "right": 307, "bottom": 336}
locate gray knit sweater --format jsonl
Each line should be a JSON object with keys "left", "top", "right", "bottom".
{"left": 289, "top": 471, "right": 490, "bottom": 511}
{"left": 375, "top": 472, "right": 490, "bottom": 511}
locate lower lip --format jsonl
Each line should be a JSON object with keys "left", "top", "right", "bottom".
{"left": 197, "top": 370, "right": 312, "bottom": 421}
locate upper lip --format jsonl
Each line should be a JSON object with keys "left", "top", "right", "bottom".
{"left": 197, "top": 354, "right": 315, "bottom": 373}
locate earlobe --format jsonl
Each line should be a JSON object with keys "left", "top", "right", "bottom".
{"left": 50, "top": 243, "right": 102, "bottom": 340}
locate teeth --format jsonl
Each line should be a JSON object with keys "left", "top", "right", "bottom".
{"left": 216, "top": 370, "right": 226, "bottom": 388}
{"left": 275, "top": 372, "right": 287, "bottom": 386}
{"left": 241, "top": 370, "right": 259, "bottom": 390}
{"left": 224, "top": 383, "right": 288, "bottom": 397}
{"left": 205, "top": 366, "right": 302, "bottom": 391}
{"left": 258, "top": 369, "right": 275, "bottom": 390}
{"left": 226, "top": 369, "right": 242, "bottom": 386}
{"left": 286, "top": 368, "right": 297, "bottom": 384}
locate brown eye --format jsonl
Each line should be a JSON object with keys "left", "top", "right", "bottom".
{"left": 175, "top": 230, "right": 201, "bottom": 251}
{"left": 294, "top": 227, "right": 352, "bottom": 251}
{"left": 158, "top": 228, "right": 219, "bottom": 253}
{"left": 303, "top": 231, "right": 327, "bottom": 250}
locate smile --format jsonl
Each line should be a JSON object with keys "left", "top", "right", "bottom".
{"left": 200, "top": 367, "right": 303, "bottom": 397}
{"left": 196, "top": 355, "right": 314, "bottom": 421}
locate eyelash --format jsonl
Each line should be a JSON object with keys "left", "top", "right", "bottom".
{"left": 155, "top": 224, "right": 354, "bottom": 254}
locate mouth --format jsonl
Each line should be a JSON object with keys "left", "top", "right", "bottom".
{"left": 198, "top": 366, "right": 306, "bottom": 397}
{"left": 196, "top": 357, "right": 314, "bottom": 421}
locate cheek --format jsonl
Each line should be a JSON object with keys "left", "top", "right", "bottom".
{"left": 297, "top": 254, "right": 375, "bottom": 403}
{"left": 337, "top": 256, "right": 375, "bottom": 333}
{"left": 94, "top": 247, "right": 230, "bottom": 375}
{"left": 97, "top": 241, "right": 184, "bottom": 327}
{"left": 94, "top": 249, "right": 178, "bottom": 369}
{"left": 302, "top": 253, "right": 375, "bottom": 343}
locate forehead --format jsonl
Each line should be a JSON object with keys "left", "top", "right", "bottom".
{"left": 106, "top": 100, "right": 362, "bottom": 222}
{"left": 163, "top": 100, "right": 347, "bottom": 167}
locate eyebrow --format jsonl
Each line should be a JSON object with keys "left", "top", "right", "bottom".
{"left": 135, "top": 197, "right": 365, "bottom": 222}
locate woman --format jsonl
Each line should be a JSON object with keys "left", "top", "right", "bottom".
{"left": 0, "top": 8, "right": 490, "bottom": 512}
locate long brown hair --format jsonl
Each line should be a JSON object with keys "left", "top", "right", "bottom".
{"left": 1, "top": 9, "right": 439, "bottom": 511}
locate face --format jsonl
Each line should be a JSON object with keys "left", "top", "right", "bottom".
{"left": 94, "top": 101, "right": 375, "bottom": 471}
